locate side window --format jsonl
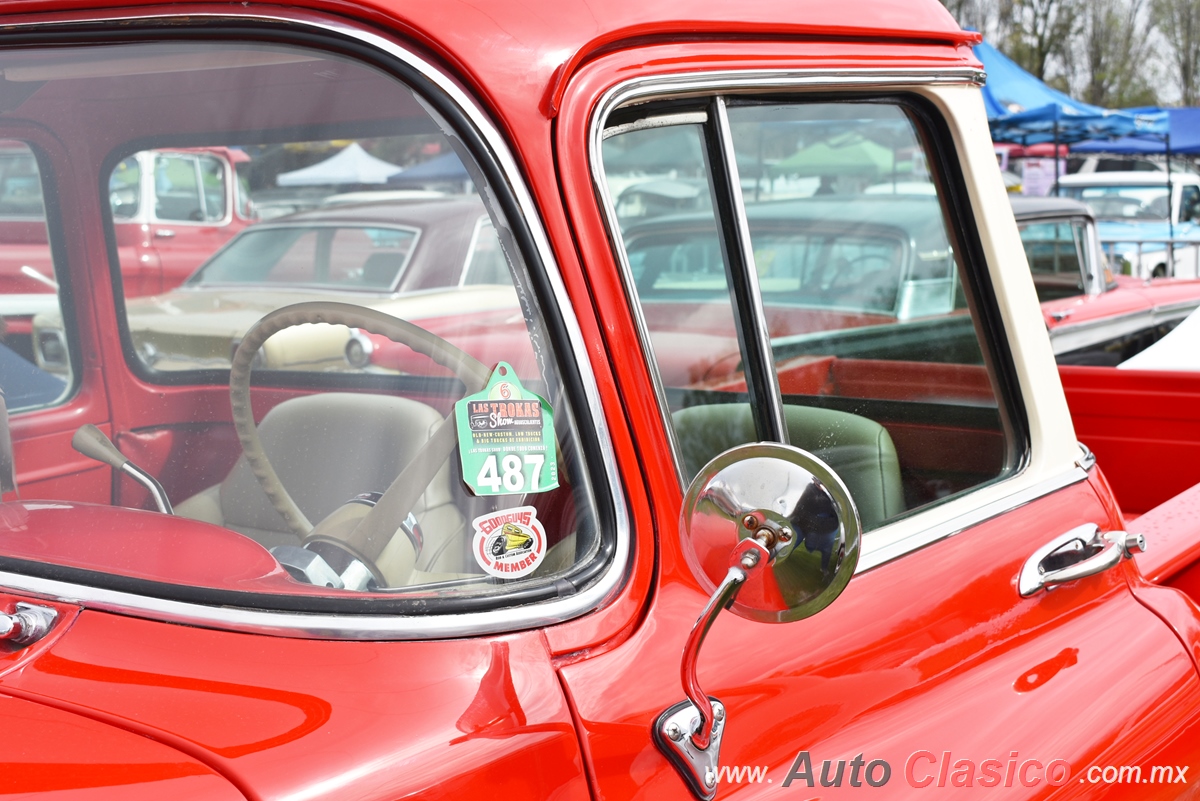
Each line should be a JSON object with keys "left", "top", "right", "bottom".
{"left": 155, "top": 153, "right": 227, "bottom": 222}
{"left": 600, "top": 98, "right": 1014, "bottom": 531}
{"left": 1182, "top": 185, "right": 1200, "bottom": 223}
{"left": 187, "top": 226, "right": 418, "bottom": 291}
{"left": 1019, "top": 221, "right": 1087, "bottom": 302}
{"left": 154, "top": 154, "right": 202, "bottom": 221}
{"left": 0, "top": 142, "right": 71, "bottom": 411}
{"left": 109, "top": 156, "right": 141, "bottom": 219}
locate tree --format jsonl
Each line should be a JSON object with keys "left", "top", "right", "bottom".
{"left": 1004, "top": 0, "right": 1080, "bottom": 86}
{"left": 938, "top": 0, "right": 1017, "bottom": 44}
{"left": 1154, "top": 0, "right": 1200, "bottom": 104}
{"left": 1074, "top": 0, "right": 1159, "bottom": 107}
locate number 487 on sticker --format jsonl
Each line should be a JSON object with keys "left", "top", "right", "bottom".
{"left": 454, "top": 361, "right": 560, "bottom": 497}
{"left": 475, "top": 453, "right": 551, "bottom": 494}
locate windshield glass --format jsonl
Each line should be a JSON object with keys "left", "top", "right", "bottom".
{"left": 1061, "top": 184, "right": 1170, "bottom": 221}
{"left": 1018, "top": 219, "right": 1088, "bottom": 302}
{"left": 3, "top": 39, "right": 605, "bottom": 618}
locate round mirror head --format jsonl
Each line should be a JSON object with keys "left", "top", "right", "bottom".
{"left": 680, "top": 442, "right": 862, "bottom": 623}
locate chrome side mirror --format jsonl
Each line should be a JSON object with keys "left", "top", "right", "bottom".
{"left": 655, "top": 443, "right": 862, "bottom": 799}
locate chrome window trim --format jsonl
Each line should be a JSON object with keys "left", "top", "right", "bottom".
{"left": 856, "top": 466, "right": 1088, "bottom": 572}
{"left": 712, "top": 96, "right": 789, "bottom": 444}
{"left": 589, "top": 67, "right": 1047, "bottom": 570}
{"left": 591, "top": 68, "right": 989, "bottom": 489}
{"left": 0, "top": 10, "right": 630, "bottom": 641}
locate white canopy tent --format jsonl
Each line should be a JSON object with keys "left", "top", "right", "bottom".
{"left": 275, "top": 142, "right": 404, "bottom": 186}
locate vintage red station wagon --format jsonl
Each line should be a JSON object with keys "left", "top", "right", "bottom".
{"left": 3, "top": 0, "right": 1200, "bottom": 799}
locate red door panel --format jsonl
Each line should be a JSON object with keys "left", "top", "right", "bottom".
{"left": 8, "top": 375, "right": 111, "bottom": 504}
{"left": 0, "top": 609, "right": 591, "bottom": 801}
{"left": 561, "top": 480, "right": 1200, "bottom": 798}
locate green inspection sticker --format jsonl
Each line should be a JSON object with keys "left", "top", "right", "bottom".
{"left": 455, "top": 362, "right": 559, "bottom": 496}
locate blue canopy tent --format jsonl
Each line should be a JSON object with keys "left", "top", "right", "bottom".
{"left": 975, "top": 41, "right": 1168, "bottom": 146}
{"left": 1072, "top": 108, "right": 1200, "bottom": 155}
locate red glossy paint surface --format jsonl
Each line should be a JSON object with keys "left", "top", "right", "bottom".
{"left": 0, "top": 693, "right": 245, "bottom": 798}
{"left": 1060, "top": 365, "right": 1200, "bottom": 514}
{"left": 1, "top": 613, "right": 591, "bottom": 801}
{"left": 1131, "top": 481, "right": 1200, "bottom": 583}
{"left": 561, "top": 480, "right": 1200, "bottom": 798}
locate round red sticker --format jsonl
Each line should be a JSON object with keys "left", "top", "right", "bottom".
{"left": 471, "top": 506, "right": 546, "bottom": 578}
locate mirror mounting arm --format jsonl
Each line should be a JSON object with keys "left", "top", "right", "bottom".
{"left": 654, "top": 537, "right": 770, "bottom": 800}
{"left": 682, "top": 537, "right": 769, "bottom": 750}
{"left": 656, "top": 442, "right": 863, "bottom": 800}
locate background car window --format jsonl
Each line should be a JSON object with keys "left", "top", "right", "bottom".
{"left": 1062, "top": 184, "right": 1171, "bottom": 221}
{"left": 0, "top": 142, "right": 71, "bottom": 411}
{"left": 155, "top": 153, "right": 227, "bottom": 222}
{"left": 601, "top": 100, "right": 1010, "bottom": 530}
{"left": 1019, "top": 221, "right": 1086, "bottom": 301}
{"left": 1182, "top": 185, "right": 1200, "bottom": 223}
{"left": 109, "top": 157, "right": 141, "bottom": 219}
{"left": 190, "top": 226, "right": 418, "bottom": 291}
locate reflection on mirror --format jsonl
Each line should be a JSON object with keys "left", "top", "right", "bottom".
{"left": 657, "top": 442, "right": 862, "bottom": 800}
{"left": 680, "top": 441, "right": 862, "bottom": 623}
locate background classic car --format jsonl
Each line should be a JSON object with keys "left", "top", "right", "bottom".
{"left": 31, "top": 196, "right": 517, "bottom": 377}
{"left": 1012, "top": 195, "right": 1200, "bottom": 364}
{"left": 0, "top": 144, "right": 255, "bottom": 362}
{"left": 0, "top": 2, "right": 1199, "bottom": 801}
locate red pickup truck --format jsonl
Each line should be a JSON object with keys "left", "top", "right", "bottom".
{"left": 0, "top": 1, "right": 1199, "bottom": 799}
{"left": 0, "top": 143, "right": 253, "bottom": 358}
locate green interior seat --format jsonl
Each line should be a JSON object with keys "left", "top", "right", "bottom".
{"left": 671, "top": 403, "right": 904, "bottom": 530}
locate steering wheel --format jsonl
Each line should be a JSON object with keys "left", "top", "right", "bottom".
{"left": 230, "top": 301, "right": 492, "bottom": 584}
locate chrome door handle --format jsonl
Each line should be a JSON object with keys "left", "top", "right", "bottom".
{"left": 153, "top": 228, "right": 176, "bottom": 239}
{"left": 1018, "top": 523, "right": 1145, "bottom": 597}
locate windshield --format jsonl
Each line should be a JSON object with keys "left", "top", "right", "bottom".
{"left": 4, "top": 39, "right": 607, "bottom": 621}
{"left": 1061, "top": 184, "right": 1170, "bottom": 222}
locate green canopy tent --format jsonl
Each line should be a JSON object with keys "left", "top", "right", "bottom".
{"left": 776, "top": 134, "right": 895, "bottom": 179}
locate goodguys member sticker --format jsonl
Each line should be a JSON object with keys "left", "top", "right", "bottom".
{"left": 471, "top": 506, "right": 546, "bottom": 577}
{"left": 455, "top": 361, "right": 559, "bottom": 496}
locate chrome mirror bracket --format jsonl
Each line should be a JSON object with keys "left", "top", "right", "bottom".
{"left": 654, "top": 538, "right": 768, "bottom": 800}
{"left": 659, "top": 443, "right": 863, "bottom": 799}
{"left": 653, "top": 697, "right": 727, "bottom": 801}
